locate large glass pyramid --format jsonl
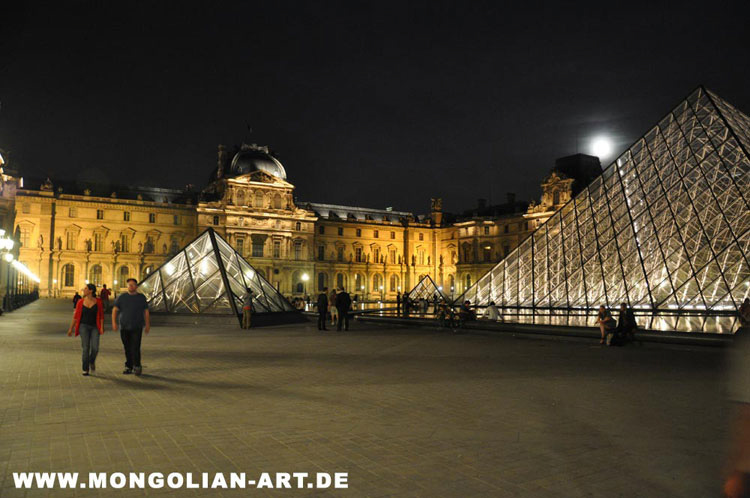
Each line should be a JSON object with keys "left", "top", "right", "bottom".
{"left": 458, "top": 87, "right": 750, "bottom": 334}
{"left": 407, "top": 275, "right": 450, "bottom": 302}
{"left": 138, "top": 228, "right": 296, "bottom": 319}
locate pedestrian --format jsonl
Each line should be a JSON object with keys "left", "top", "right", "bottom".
{"left": 403, "top": 292, "right": 410, "bottom": 318}
{"left": 485, "top": 301, "right": 499, "bottom": 321}
{"left": 422, "top": 297, "right": 429, "bottom": 314}
{"left": 112, "top": 278, "right": 150, "bottom": 376}
{"left": 241, "top": 287, "right": 254, "bottom": 329}
{"left": 335, "top": 287, "right": 352, "bottom": 331}
{"left": 72, "top": 291, "right": 82, "bottom": 309}
{"left": 396, "top": 291, "right": 401, "bottom": 315}
{"left": 597, "top": 305, "right": 616, "bottom": 345}
{"left": 613, "top": 303, "right": 638, "bottom": 345}
{"left": 739, "top": 298, "right": 750, "bottom": 336}
{"left": 329, "top": 288, "right": 339, "bottom": 326}
{"left": 100, "top": 284, "right": 111, "bottom": 312}
{"left": 67, "top": 283, "right": 104, "bottom": 376}
{"left": 317, "top": 287, "right": 329, "bottom": 331}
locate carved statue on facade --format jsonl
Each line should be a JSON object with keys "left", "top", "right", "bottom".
{"left": 85, "top": 239, "right": 92, "bottom": 252}
{"left": 56, "top": 237, "right": 62, "bottom": 250}
{"left": 38, "top": 235, "right": 43, "bottom": 249}
{"left": 41, "top": 178, "right": 54, "bottom": 191}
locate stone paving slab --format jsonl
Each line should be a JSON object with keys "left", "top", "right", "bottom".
{"left": 0, "top": 299, "right": 731, "bottom": 497}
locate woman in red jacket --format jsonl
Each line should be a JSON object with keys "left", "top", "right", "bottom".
{"left": 67, "top": 283, "right": 104, "bottom": 376}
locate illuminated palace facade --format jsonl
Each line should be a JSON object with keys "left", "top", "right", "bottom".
{"left": 13, "top": 143, "right": 576, "bottom": 299}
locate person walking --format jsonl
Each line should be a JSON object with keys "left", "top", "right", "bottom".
{"left": 100, "top": 284, "right": 111, "bottom": 312}
{"left": 67, "top": 283, "right": 104, "bottom": 376}
{"left": 112, "top": 278, "right": 150, "bottom": 376}
{"left": 329, "top": 288, "right": 339, "bottom": 327}
{"left": 597, "top": 305, "right": 616, "bottom": 345}
{"left": 317, "top": 287, "right": 329, "bottom": 331}
{"left": 72, "top": 291, "right": 82, "bottom": 309}
{"left": 335, "top": 287, "right": 352, "bottom": 331}
{"left": 396, "top": 291, "right": 401, "bottom": 315}
{"left": 403, "top": 292, "right": 410, "bottom": 318}
{"left": 241, "top": 287, "right": 254, "bottom": 329}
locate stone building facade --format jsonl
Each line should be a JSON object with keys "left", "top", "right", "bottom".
{"left": 14, "top": 144, "right": 578, "bottom": 300}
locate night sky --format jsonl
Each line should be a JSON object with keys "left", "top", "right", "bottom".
{"left": 1, "top": 1, "right": 749, "bottom": 214}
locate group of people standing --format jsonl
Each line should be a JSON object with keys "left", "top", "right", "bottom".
{"left": 316, "top": 287, "right": 352, "bottom": 331}
{"left": 68, "top": 279, "right": 150, "bottom": 376}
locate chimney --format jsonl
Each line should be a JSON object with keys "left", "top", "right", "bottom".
{"left": 477, "top": 198, "right": 487, "bottom": 210}
{"left": 506, "top": 192, "right": 516, "bottom": 205}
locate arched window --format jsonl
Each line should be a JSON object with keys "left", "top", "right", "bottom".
{"left": 464, "top": 274, "right": 472, "bottom": 291}
{"left": 170, "top": 239, "right": 180, "bottom": 254}
{"left": 336, "top": 273, "right": 345, "bottom": 290}
{"left": 237, "top": 189, "right": 245, "bottom": 206}
{"left": 273, "top": 194, "right": 282, "bottom": 209}
{"left": 389, "top": 274, "right": 399, "bottom": 292}
{"left": 89, "top": 264, "right": 102, "bottom": 286}
{"left": 354, "top": 273, "right": 364, "bottom": 292}
{"left": 63, "top": 264, "right": 75, "bottom": 287}
{"left": 118, "top": 266, "right": 130, "bottom": 287}
{"left": 254, "top": 191, "right": 264, "bottom": 208}
{"left": 294, "top": 241, "right": 303, "bottom": 260}
{"left": 372, "top": 274, "right": 382, "bottom": 292}
{"left": 142, "top": 265, "right": 154, "bottom": 280}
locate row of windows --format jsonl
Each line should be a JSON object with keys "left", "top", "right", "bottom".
{"left": 314, "top": 272, "right": 401, "bottom": 292}
{"left": 59, "top": 263, "right": 141, "bottom": 288}
{"left": 317, "top": 245, "right": 402, "bottom": 264}
{"left": 318, "top": 226, "right": 403, "bottom": 239}
{"left": 467, "top": 222, "right": 532, "bottom": 237}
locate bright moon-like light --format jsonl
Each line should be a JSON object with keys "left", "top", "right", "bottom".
{"left": 591, "top": 137, "right": 613, "bottom": 158}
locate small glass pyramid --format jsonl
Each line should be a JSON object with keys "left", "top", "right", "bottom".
{"left": 458, "top": 87, "right": 750, "bottom": 334}
{"left": 138, "top": 228, "right": 296, "bottom": 317}
{"left": 407, "top": 275, "right": 450, "bottom": 302}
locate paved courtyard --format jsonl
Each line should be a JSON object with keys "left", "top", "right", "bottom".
{"left": 0, "top": 299, "right": 733, "bottom": 497}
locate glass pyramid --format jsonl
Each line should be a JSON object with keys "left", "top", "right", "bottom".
{"left": 458, "top": 87, "right": 750, "bottom": 334}
{"left": 138, "top": 228, "right": 296, "bottom": 319}
{"left": 407, "top": 275, "right": 450, "bottom": 302}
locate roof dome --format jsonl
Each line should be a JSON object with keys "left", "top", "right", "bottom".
{"left": 230, "top": 144, "right": 287, "bottom": 180}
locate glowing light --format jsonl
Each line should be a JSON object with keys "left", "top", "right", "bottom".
{"left": 200, "top": 258, "right": 209, "bottom": 275}
{"left": 245, "top": 270, "right": 255, "bottom": 280}
{"left": 301, "top": 273, "right": 309, "bottom": 282}
{"left": 591, "top": 137, "right": 613, "bottom": 158}
{"left": 3, "top": 253, "right": 13, "bottom": 262}
{"left": 165, "top": 263, "right": 175, "bottom": 275}
{"left": 11, "top": 260, "right": 40, "bottom": 283}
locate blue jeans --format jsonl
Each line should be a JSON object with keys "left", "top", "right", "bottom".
{"left": 79, "top": 324, "right": 99, "bottom": 372}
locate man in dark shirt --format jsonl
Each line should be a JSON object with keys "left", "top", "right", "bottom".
{"left": 112, "top": 278, "right": 150, "bottom": 376}
{"left": 316, "top": 287, "right": 329, "bottom": 331}
{"left": 100, "top": 284, "right": 111, "bottom": 312}
{"left": 335, "top": 287, "right": 352, "bottom": 331}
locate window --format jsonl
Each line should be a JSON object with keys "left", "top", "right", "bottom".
{"left": 273, "top": 194, "right": 282, "bottom": 209}
{"left": 66, "top": 232, "right": 76, "bottom": 250}
{"left": 553, "top": 191, "right": 560, "bottom": 205}
{"left": 337, "top": 227, "right": 343, "bottom": 236}
{"left": 317, "top": 273, "right": 327, "bottom": 291}
{"left": 318, "top": 246, "right": 325, "bottom": 261}
{"left": 419, "top": 233, "right": 424, "bottom": 241}
{"left": 252, "top": 239, "right": 264, "bottom": 257}
{"left": 69, "top": 207, "right": 77, "bottom": 217}
{"left": 503, "top": 244, "right": 510, "bottom": 256}
{"left": 374, "top": 230, "right": 379, "bottom": 238}
{"left": 336, "top": 273, "right": 345, "bottom": 289}
{"left": 22, "top": 203, "right": 30, "bottom": 214}
{"left": 336, "top": 246, "right": 344, "bottom": 262}
{"left": 63, "top": 264, "right": 75, "bottom": 287}
{"left": 89, "top": 265, "right": 102, "bottom": 286}
{"left": 149, "top": 213, "right": 156, "bottom": 223}
{"left": 144, "top": 235, "right": 155, "bottom": 254}
{"left": 354, "top": 274, "right": 363, "bottom": 291}
{"left": 294, "top": 241, "right": 302, "bottom": 260}
{"left": 373, "top": 248, "right": 380, "bottom": 263}
{"left": 236, "top": 238, "right": 245, "bottom": 255}
{"left": 418, "top": 249, "right": 425, "bottom": 265}
{"left": 318, "top": 225, "right": 325, "bottom": 234}
{"left": 390, "top": 274, "right": 398, "bottom": 292}
{"left": 118, "top": 266, "right": 129, "bottom": 287}
{"left": 20, "top": 228, "right": 30, "bottom": 248}
{"left": 94, "top": 233, "right": 104, "bottom": 252}
{"left": 273, "top": 240, "right": 281, "bottom": 258}
{"left": 504, "top": 225, "right": 509, "bottom": 234}
{"left": 295, "top": 222, "right": 301, "bottom": 231}
{"left": 390, "top": 231, "right": 395, "bottom": 239}
{"left": 465, "top": 274, "right": 472, "bottom": 290}
{"left": 483, "top": 246, "right": 491, "bottom": 262}
{"left": 389, "top": 249, "right": 396, "bottom": 264}
{"left": 484, "top": 226, "right": 490, "bottom": 235}
{"left": 120, "top": 234, "right": 130, "bottom": 252}
{"left": 254, "top": 191, "right": 264, "bottom": 208}
{"left": 96, "top": 209, "right": 104, "bottom": 220}
{"left": 213, "top": 215, "right": 220, "bottom": 225}
{"left": 356, "top": 228, "right": 361, "bottom": 237}
{"left": 355, "top": 247, "right": 363, "bottom": 262}
{"left": 123, "top": 211, "right": 130, "bottom": 221}
{"left": 173, "top": 215, "right": 180, "bottom": 225}
{"left": 372, "top": 274, "right": 382, "bottom": 291}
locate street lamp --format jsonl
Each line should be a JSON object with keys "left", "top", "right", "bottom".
{"left": 301, "top": 273, "right": 309, "bottom": 297}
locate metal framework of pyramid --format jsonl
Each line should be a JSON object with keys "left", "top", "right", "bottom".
{"left": 138, "top": 228, "right": 296, "bottom": 320}
{"left": 458, "top": 87, "right": 750, "bottom": 334}
{"left": 407, "top": 275, "right": 450, "bottom": 302}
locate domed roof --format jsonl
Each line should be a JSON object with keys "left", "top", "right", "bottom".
{"left": 230, "top": 144, "right": 287, "bottom": 180}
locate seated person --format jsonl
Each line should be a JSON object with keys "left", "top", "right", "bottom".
{"left": 458, "top": 300, "right": 476, "bottom": 321}
{"left": 484, "top": 301, "right": 499, "bottom": 321}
